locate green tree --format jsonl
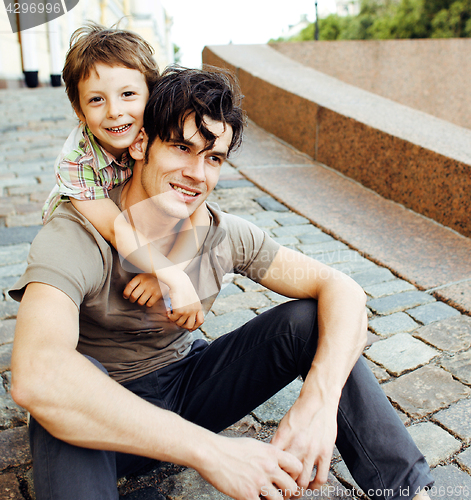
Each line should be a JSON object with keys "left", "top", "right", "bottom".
{"left": 272, "top": 0, "right": 471, "bottom": 42}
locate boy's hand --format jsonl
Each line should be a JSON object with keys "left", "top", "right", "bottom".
{"left": 123, "top": 273, "right": 163, "bottom": 308}
{"left": 166, "top": 271, "right": 204, "bottom": 332}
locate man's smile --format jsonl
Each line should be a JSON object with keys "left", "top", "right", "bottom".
{"left": 170, "top": 183, "right": 200, "bottom": 197}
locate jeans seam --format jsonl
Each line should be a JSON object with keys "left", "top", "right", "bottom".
{"left": 338, "top": 404, "right": 388, "bottom": 497}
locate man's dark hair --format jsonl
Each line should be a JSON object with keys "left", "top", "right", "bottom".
{"left": 143, "top": 66, "right": 245, "bottom": 160}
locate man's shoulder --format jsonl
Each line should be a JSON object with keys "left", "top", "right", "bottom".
{"left": 9, "top": 203, "right": 111, "bottom": 305}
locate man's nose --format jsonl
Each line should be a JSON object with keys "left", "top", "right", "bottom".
{"left": 184, "top": 155, "right": 206, "bottom": 182}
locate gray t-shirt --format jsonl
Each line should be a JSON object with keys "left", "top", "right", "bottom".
{"left": 10, "top": 191, "right": 280, "bottom": 383}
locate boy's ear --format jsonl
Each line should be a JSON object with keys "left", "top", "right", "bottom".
{"left": 129, "top": 128, "right": 148, "bottom": 160}
{"left": 74, "top": 107, "right": 86, "bottom": 123}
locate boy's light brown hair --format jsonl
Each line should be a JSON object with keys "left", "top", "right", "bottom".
{"left": 62, "top": 22, "right": 159, "bottom": 115}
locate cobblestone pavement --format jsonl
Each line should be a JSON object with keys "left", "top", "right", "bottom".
{"left": 1, "top": 87, "right": 470, "bottom": 499}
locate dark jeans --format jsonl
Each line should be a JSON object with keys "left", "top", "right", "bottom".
{"left": 29, "top": 299, "right": 433, "bottom": 500}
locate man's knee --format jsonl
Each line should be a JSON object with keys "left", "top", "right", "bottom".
{"left": 272, "top": 299, "right": 318, "bottom": 341}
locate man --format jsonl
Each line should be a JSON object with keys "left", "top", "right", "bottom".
{"left": 10, "top": 67, "right": 433, "bottom": 500}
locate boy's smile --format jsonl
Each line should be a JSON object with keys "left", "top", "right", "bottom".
{"left": 77, "top": 63, "right": 149, "bottom": 159}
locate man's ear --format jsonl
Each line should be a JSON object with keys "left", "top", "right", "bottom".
{"left": 129, "top": 128, "right": 148, "bottom": 160}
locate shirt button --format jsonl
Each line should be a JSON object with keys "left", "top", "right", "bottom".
{"left": 84, "top": 191, "right": 92, "bottom": 199}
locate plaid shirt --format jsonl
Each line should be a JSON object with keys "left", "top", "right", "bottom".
{"left": 42, "top": 123, "right": 134, "bottom": 222}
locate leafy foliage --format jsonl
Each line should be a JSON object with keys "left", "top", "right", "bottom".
{"left": 271, "top": 0, "right": 471, "bottom": 41}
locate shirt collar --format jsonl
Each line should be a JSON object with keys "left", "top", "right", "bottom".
{"left": 83, "top": 124, "right": 133, "bottom": 170}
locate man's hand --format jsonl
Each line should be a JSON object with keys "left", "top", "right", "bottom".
{"left": 198, "top": 436, "right": 303, "bottom": 500}
{"left": 271, "top": 393, "right": 339, "bottom": 492}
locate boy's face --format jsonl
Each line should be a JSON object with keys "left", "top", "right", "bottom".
{"left": 77, "top": 63, "right": 149, "bottom": 158}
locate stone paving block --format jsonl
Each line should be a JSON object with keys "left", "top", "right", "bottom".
{"left": 331, "top": 260, "right": 377, "bottom": 276}
{"left": 0, "top": 319, "right": 16, "bottom": 345}
{"left": 363, "top": 279, "right": 416, "bottom": 298}
{"left": 160, "top": 468, "right": 232, "bottom": 500}
{"left": 332, "top": 460, "right": 361, "bottom": 494}
{"left": 298, "top": 232, "right": 334, "bottom": 245}
{"left": 272, "top": 235, "right": 299, "bottom": 246}
{"left": 368, "top": 291, "right": 436, "bottom": 316}
{"left": 217, "top": 282, "right": 242, "bottom": 299}
{"left": 427, "top": 465, "right": 471, "bottom": 500}
{"left": 441, "top": 350, "right": 471, "bottom": 385}
{"left": 0, "top": 243, "right": 30, "bottom": 267}
{"left": 251, "top": 217, "right": 279, "bottom": 228}
{"left": 274, "top": 214, "right": 310, "bottom": 226}
{"left": 456, "top": 447, "right": 471, "bottom": 474}
{"left": 369, "top": 312, "right": 419, "bottom": 337}
{"left": 5, "top": 212, "right": 42, "bottom": 227}
{"left": 200, "top": 310, "right": 256, "bottom": 339}
{"left": 413, "top": 315, "right": 471, "bottom": 353}
{"left": 407, "top": 302, "right": 461, "bottom": 326}
{"left": 255, "top": 196, "right": 290, "bottom": 212}
{"left": 0, "top": 225, "right": 41, "bottom": 246}
{"left": 0, "top": 302, "right": 19, "bottom": 322}
{"left": 316, "top": 249, "right": 369, "bottom": 266}
{"left": 215, "top": 179, "right": 254, "bottom": 189}
{"left": 272, "top": 224, "right": 324, "bottom": 238}
{"left": 433, "top": 398, "right": 471, "bottom": 443}
{"left": 364, "top": 356, "right": 390, "bottom": 383}
{"left": 407, "top": 422, "right": 461, "bottom": 467}
{"left": 232, "top": 276, "right": 267, "bottom": 292}
{"left": 0, "top": 473, "right": 23, "bottom": 500}
{"left": 350, "top": 267, "right": 396, "bottom": 287}
{"left": 211, "top": 291, "right": 271, "bottom": 316}
{"left": 0, "top": 343, "right": 13, "bottom": 371}
{"left": 0, "top": 383, "right": 27, "bottom": 429}
{"left": 0, "top": 176, "right": 38, "bottom": 191}
{"left": 121, "top": 487, "right": 165, "bottom": 499}
{"left": 0, "top": 426, "right": 31, "bottom": 471}
{"left": 0, "top": 263, "right": 26, "bottom": 279}
{"left": 0, "top": 277, "right": 18, "bottom": 295}
{"left": 252, "top": 378, "right": 302, "bottom": 424}
{"left": 364, "top": 333, "right": 438, "bottom": 376}
{"left": 384, "top": 365, "right": 470, "bottom": 418}
{"left": 297, "top": 241, "right": 349, "bottom": 255}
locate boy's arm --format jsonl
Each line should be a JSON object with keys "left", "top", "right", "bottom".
{"left": 11, "top": 282, "right": 301, "bottom": 500}
{"left": 71, "top": 198, "right": 193, "bottom": 289}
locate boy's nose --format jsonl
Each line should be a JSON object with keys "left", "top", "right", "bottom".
{"left": 107, "top": 100, "right": 123, "bottom": 119}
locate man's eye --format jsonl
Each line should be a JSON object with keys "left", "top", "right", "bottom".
{"left": 176, "top": 145, "right": 189, "bottom": 152}
{"left": 208, "top": 155, "right": 222, "bottom": 164}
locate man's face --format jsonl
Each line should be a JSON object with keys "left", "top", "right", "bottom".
{"left": 139, "top": 114, "right": 232, "bottom": 222}
{"left": 77, "top": 63, "right": 149, "bottom": 158}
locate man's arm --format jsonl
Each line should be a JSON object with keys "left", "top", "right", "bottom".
{"left": 11, "top": 282, "right": 302, "bottom": 500}
{"left": 259, "top": 246, "right": 368, "bottom": 489}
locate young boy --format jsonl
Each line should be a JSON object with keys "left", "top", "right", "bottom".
{"left": 42, "top": 23, "right": 206, "bottom": 331}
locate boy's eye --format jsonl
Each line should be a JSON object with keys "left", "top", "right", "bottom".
{"left": 123, "top": 91, "right": 136, "bottom": 97}
{"left": 89, "top": 96, "right": 103, "bottom": 103}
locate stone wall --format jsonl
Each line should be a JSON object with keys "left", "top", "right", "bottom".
{"left": 272, "top": 39, "right": 471, "bottom": 130}
{"left": 202, "top": 43, "right": 471, "bottom": 238}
